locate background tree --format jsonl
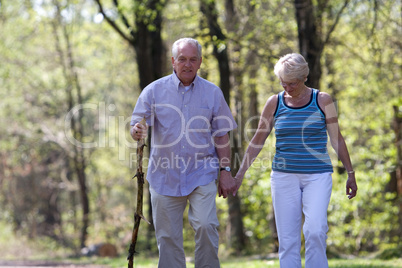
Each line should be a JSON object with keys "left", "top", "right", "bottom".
{"left": 94, "top": 0, "right": 168, "bottom": 251}
{"left": 391, "top": 106, "right": 402, "bottom": 243}
{"left": 51, "top": 1, "right": 91, "bottom": 248}
{"left": 94, "top": 0, "right": 168, "bottom": 89}
{"left": 294, "top": 0, "right": 350, "bottom": 88}
{"left": 0, "top": 0, "right": 139, "bottom": 254}
{"left": 199, "top": 0, "right": 246, "bottom": 253}
{"left": 0, "top": 0, "right": 400, "bottom": 260}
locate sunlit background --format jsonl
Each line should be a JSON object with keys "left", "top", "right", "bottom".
{"left": 0, "top": 0, "right": 401, "bottom": 266}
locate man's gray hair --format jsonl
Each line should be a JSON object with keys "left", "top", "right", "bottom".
{"left": 172, "top": 38, "right": 202, "bottom": 59}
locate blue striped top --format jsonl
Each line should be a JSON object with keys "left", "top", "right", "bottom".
{"left": 272, "top": 89, "right": 333, "bottom": 174}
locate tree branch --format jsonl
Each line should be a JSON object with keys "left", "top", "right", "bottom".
{"left": 112, "top": 0, "right": 136, "bottom": 40}
{"left": 323, "top": 0, "right": 350, "bottom": 46}
{"left": 94, "top": 0, "right": 135, "bottom": 46}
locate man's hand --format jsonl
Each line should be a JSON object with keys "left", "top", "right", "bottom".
{"left": 346, "top": 175, "right": 358, "bottom": 199}
{"left": 218, "top": 171, "right": 237, "bottom": 198}
{"left": 130, "top": 122, "right": 148, "bottom": 141}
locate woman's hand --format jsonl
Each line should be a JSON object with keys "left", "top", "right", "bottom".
{"left": 232, "top": 174, "right": 244, "bottom": 196}
{"left": 346, "top": 174, "right": 358, "bottom": 199}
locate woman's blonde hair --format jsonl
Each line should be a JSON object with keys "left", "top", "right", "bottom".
{"left": 274, "top": 53, "right": 309, "bottom": 81}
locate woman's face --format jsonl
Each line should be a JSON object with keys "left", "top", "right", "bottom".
{"left": 280, "top": 78, "right": 302, "bottom": 94}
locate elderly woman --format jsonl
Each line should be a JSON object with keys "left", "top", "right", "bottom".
{"left": 234, "top": 53, "right": 357, "bottom": 268}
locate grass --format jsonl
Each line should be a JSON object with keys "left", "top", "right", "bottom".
{"left": 0, "top": 224, "right": 400, "bottom": 268}
{"left": 1, "top": 254, "right": 401, "bottom": 267}
{"left": 86, "top": 256, "right": 402, "bottom": 268}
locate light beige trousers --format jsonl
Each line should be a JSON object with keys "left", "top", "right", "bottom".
{"left": 150, "top": 180, "right": 220, "bottom": 268}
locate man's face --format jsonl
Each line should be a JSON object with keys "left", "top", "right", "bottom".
{"left": 172, "top": 43, "right": 202, "bottom": 86}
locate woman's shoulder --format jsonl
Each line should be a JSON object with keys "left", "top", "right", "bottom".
{"left": 317, "top": 90, "right": 333, "bottom": 106}
{"left": 262, "top": 94, "right": 280, "bottom": 117}
{"left": 265, "top": 93, "right": 280, "bottom": 107}
{"left": 268, "top": 93, "right": 279, "bottom": 101}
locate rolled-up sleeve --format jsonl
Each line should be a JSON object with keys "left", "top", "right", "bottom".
{"left": 211, "top": 90, "right": 237, "bottom": 137}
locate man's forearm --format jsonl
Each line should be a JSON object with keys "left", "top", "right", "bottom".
{"left": 214, "top": 134, "right": 231, "bottom": 167}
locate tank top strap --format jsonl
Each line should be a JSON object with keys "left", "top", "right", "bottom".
{"left": 274, "top": 91, "right": 285, "bottom": 117}
{"left": 278, "top": 91, "right": 285, "bottom": 102}
{"left": 312, "top": 88, "right": 319, "bottom": 106}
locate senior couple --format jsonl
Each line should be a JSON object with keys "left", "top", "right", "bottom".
{"left": 130, "top": 38, "right": 357, "bottom": 268}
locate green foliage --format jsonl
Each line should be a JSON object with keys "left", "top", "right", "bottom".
{"left": 0, "top": 0, "right": 401, "bottom": 259}
{"left": 377, "top": 244, "right": 402, "bottom": 260}
{"left": 0, "top": 222, "right": 74, "bottom": 260}
{"left": 238, "top": 154, "right": 276, "bottom": 253}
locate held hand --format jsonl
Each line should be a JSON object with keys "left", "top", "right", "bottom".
{"left": 131, "top": 122, "right": 148, "bottom": 141}
{"left": 218, "top": 172, "right": 237, "bottom": 198}
{"left": 232, "top": 175, "right": 244, "bottom": 196}
{"left": 346, "top": 175, "right": 358, "bottom": 199}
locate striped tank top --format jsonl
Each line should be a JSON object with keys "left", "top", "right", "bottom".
{"left": 272, "top": 89, "right": 333, "bottom": 174}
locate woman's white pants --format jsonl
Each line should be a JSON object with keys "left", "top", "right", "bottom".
{"left": 271, "top": 171, "right": 332, "bottom": 268}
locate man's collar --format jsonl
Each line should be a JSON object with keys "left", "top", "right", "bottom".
{"left": 172, "top": 71, "right": 198, "bottom": 90}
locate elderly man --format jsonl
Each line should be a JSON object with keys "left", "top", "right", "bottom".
{"left": 130, "top": 38, "right": 237, "bottom": 268}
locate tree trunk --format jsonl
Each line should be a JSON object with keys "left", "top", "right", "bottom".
{"left": 95, "top": 0, "right": 167, "bottom": 89}
{"left": 200, "top": 0, "right": 246, "bottom": 253}
{"left": 200, "top": 0, "right": 231, "bottom": 101}
{"left": 52, "top": 2, "right": 90, "bottom": 248}
{"left": 133, "top": 3, "right": 167, "bottom": 89}
{"left": 131, "top": 1, "right": 166, "bottom": 253}
{"left": 294, "top": 0, "right": 323, "bottom": 89}
{"left": 245, "top": 50, "right": 260, "bottom": 131}
{"left": 294, "top": 0, "right": 350, "bottom": 88}
{"left": 131, "top": 6, "right": 165, "bottom": 250}
{"left": 95, "top": 0, "right": 167, "bottom": 254}
{"left": 392, "top": 105, "right": 402, "bottom": 243}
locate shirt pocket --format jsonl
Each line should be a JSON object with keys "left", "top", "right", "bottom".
{"left": 187, "top": 107, "right": 212, "bottom": 130}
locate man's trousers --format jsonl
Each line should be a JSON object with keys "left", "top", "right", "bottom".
{"left": 150, "top": 180, "right": 220, "bottom": 268}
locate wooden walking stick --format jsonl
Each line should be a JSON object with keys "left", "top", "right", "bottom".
{"left": 128, "top": 118, "right": 150, "bottom": 268}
